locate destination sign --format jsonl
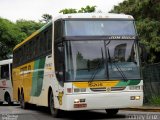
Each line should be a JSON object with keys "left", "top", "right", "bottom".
{"left": 108, "top": 36, "right": 136, "bottom": 40}
{"left": 64, "top": 35, "right": 137, "bottom": 40}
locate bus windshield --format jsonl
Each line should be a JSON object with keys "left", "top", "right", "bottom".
{"left": 65, "top": 40, "right": 141, "bottom": 81}
{"left": 64, "top": 20, "right": 136, "bottom": 36}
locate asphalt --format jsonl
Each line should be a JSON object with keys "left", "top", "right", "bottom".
{"left": 122, "top": 106, "right": 160, "bottom": 112}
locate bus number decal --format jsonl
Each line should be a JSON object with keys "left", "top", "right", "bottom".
{"left": 88, "top": 82, "right": 103, "bottom": 88}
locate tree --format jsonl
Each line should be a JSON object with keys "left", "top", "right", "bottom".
{"left": 16, "top": 19, "right": 44, "bottom": 37}
{"left": 0, "top": 18, "right": 25, "bottom": 60}
{"left": 59, "top": 5, "right": 96, "bottom": 14}
{"left": 110, "top": 0, "right": 160, "bottom": 63}
{"left": 78, "top": 5, "right": 96, "bottom": 13}
{"left": 0, "top": 18, "right": 44, "bottom": 60}
{"left": 40, "top": 14, "right": 52, "bottom": 23}
{"left": 59, "top": 8, "right": 77, "bottom": 14}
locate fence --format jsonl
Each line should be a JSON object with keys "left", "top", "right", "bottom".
{"left": 143, "top": 63, "right": 160, "bottom": 103}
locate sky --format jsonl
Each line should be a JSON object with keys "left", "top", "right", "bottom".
{"left": 0, "top": 0, "right": 124, "bottom": 22}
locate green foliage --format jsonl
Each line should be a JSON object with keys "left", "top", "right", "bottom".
{"left": 0, "top": 18, "right": 43, "bottom": 60}
{"left": 40, "top": 14, "right": 52, "bottom": 23}
{"left": 0, "top": 18, "right": 25, "bottom": 59}
{"left": 149, "top": 96, "right": 160, "bottom": 106}
{"left": 60, "top": 5, "right": 96, "bottom": 14}
{"left": 111, "top": 0, "right": 160, "bottom": 63}
{"left": 16, "top": 19, "right": 44, "bottom": 37}
{"left": 59, "top": 8, "right": 77, "bottom": 14}
{"left": 78, "top": 5, "right": 96, "bottom": 13}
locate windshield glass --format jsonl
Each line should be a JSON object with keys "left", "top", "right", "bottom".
{"left": 65, "top": 40, "right": 140, "bottom": 81}
{"left": 65, "top": 41, "right": 107, "bottom": 81}
{"left": 64, "top": 20, "right": 136, "bottom": 36}
{"left": 106, "top": 40, "right": 140, "bottom": 79}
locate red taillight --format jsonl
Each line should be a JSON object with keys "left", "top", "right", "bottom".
{"left": 67, "top": 88, "right": 72, "bottom": 93}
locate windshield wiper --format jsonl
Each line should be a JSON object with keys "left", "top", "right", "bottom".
{"left": 107, "top": 48, "right": 128, "bottom": 82}
{"left": 89, "top": 48, "right": 104, "bottom": 82}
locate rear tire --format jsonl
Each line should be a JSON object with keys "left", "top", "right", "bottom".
{"left": 105, "top": 109, "right": 119, "bottom": 116}
{"left": 5, "top": 93, "right": 12, "bottom": 105}
{"left": 20, "top": 92, "right": 28, "bottom": 109}
{"left": 49, "top": 91, "right": 61, "bottom": 117}
{"left": 0, "top": 102, "right": 3, "bottom": 105}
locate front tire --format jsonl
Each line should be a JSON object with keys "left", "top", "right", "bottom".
{"left": 105, "top": 109, "right": 119, "bottom": 116}
{"left": 49, "top": 91, "right": 61, "bottom": 117}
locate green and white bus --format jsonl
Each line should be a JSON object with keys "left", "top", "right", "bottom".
{"left": 0, "top": 59, "right": 13, "bottom": 105}
{"left": 12, "top": 13, "right": 143, "bottom": 117}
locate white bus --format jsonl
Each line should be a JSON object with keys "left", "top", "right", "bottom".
{"left": 0, "top": 59, "right": 13, "bottom": 105}
{"left": 13, "top": 13, "right": 143, "bottom": 117}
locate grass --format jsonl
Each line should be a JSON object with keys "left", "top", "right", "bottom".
{"left": 149, "top": 96, "right": 160, "bottom": 106}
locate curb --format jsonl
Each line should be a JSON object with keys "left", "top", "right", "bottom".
{"left": 121, "top": 107, "right": 160, "bottom": 112}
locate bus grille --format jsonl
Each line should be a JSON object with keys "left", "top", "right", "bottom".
{"left": 90, "top": 87, "right": 126, "bottom": 92}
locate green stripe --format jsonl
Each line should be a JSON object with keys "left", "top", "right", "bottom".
{"left": 38, "top": 21, "right": 52, "bottom": 33}
{"left": 115, "top": 80, "right": 141, "bottom": 87}
{"left": 31, "top": 57, "right": 46, "bottom": 96}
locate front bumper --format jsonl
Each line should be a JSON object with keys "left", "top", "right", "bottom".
{"left": 60, "top": 91, "right": 143, "bottom": 111}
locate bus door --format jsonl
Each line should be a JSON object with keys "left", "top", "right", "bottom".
{"left": 54, "top": 42, "right": 65, "bottom": 106}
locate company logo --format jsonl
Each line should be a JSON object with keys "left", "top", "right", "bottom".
{"left": 106, "top": 87, "right": 111, "bottom": 92}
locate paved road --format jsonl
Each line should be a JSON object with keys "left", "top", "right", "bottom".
{"left": 0, "top": 105, "right": 160, "bottom": 120}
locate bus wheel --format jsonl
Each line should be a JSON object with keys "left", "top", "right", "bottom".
{"left": 49, "top": 91, "right": 61, "bottom": 117}
{"left": 5, "top": 93, "right": 12, "bottom": 105}
{"left": 20, "top": 92, "right": 27, "bottom": 109}
{"left": 0, "top": 102, "right": 3, "bottom": 105}
{"left": 105, "top": 109, "right": 119, "bottom": 116}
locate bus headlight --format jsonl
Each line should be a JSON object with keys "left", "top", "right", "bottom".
{"left": 130, "top": 96, "right": 140, "bottom": 100}
{"left": 129, "top": 86, "right": 141, "bottom": 90}
{"left": 74, "top": 88, "right": 86, "bottom": 93}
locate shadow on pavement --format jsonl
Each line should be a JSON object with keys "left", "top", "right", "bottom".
{"left": 0, "top": 103, "right": 20, "bottom": 107}
{"left": 25, "top": 105, "right": 126, "bottom": 120}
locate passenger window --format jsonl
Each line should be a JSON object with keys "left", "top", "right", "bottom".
{"left": 0, "top": 64, "right": 9, "bottom": 80}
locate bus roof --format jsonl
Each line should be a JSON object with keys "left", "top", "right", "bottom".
{"left": 0, "top": 59, "right": 12, "bottom": 65}
{"left": 13, "top": 13, "right": 134, "bottom": 51}
{"left": 53, "top": 13, "right": 134, "bottom": 21}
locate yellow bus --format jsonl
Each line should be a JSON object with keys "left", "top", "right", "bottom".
{"left": 12, "top": 13, "right": 143, "bottom": 117}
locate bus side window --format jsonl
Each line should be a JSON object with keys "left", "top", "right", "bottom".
{"left": 1, "top": 64, "right": 9, "bottom": 80}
